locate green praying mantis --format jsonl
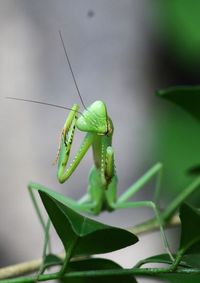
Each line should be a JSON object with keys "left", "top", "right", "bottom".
{"left": 7, "top": 32, "right": 200, "bottom": 276}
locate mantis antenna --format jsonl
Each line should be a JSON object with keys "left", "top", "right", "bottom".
{"left": 59, "top": 30, "right": 87, "bottom": 110}
{"left": 5, "top": 96, "right": 83, "bottom": 115}
{"left": 6, "top": 30, "right": 87, "bottom": 115}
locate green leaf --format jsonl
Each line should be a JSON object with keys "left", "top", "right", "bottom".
{"left": 39, "top": 190, "right": 138, "bottom": 257}
{"left": 61, "top": 258, "right": 138, "bottom": 283}
{"left": 179, "top": 203, "right": 200, "bottom": 254}
{"left": 69, "top": 258, "right": 122, "bottom": 271}
{"left": 156, "top": 86, "right": 200, "bottom": 120}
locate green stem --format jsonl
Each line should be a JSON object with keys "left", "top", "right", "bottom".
{"left": 169, "top": 250, "right": 185, "bottom": 271}
{"left": 1, "top": 267, "right": 200, "bottom": 283}
{"left": 170, "top": 235, "right": 200, "bottom": 272}
{"left": 59, "top": 237, "right": 78, "bottom": 275}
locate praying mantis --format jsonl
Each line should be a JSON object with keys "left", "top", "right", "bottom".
{"left": 7, "top": 32, "right": 200, "bottom": 276}
{"left": 29, "top": 32, "right": 173, "bottom": 260}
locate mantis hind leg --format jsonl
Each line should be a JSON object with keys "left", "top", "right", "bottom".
{"left": 108, "top": 163, "right": 174, "bottom": 260}
{"left": 112, "top": 199, "right": 173, "bottom": 260}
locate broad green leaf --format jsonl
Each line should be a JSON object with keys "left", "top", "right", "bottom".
{"left": 39, "top": 190, "right": 138, "bottom": 257}
{"left": 179, "top": 203, "right": 200, "bottom": 254}
{"left": 61, "top": 258, "right": 137, "bottom": 283}
{"left": 156, "top": 86, "right": 200, "bottom": 120}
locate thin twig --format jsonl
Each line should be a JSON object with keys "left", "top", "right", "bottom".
{"left": 0, "top": 253, "right": 64, "bottom": 280}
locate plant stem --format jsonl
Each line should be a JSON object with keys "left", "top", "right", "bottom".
{"left": 59, "top": 237, "right": 78, "bottom": 275}
{"left": 1, "top": 267, "right": 200, "bottom": 283}
{"left": 0, "top": 253, "right": 64, "bottom": 280}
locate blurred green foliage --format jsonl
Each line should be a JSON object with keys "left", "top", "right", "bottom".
{"left": 157, "top": 0, "right": 200, "bottom": 66}
{"left": 156, "top": 87, "right": 200, "bottom": 205}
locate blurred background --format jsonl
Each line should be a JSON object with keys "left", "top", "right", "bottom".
{"left": 1, "top": 1, "right": 200, "bottom": 282}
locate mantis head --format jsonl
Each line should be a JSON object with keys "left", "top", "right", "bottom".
{"left": 76, "top": 100, "right": 111, "bottom": 135}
